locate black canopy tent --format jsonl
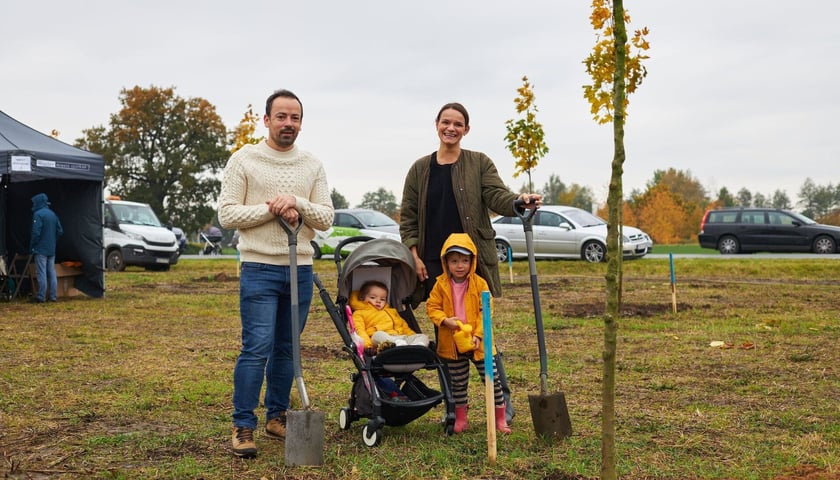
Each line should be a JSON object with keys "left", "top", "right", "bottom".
{"left": 0, "top": 110, "right": 105, "bottom": 298}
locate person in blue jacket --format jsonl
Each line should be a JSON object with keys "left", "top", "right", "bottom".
{"left": 30, "top": 193, "right": 63, "bottom": 303}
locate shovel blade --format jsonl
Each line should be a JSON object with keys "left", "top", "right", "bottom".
{"left": 528, "top": 392, "right": 573, "bottom": 441}
{"left": 284, "top": 409, "right": 325, "bottom": 466}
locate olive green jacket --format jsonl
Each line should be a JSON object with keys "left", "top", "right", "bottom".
{"left": 400, "top": 149, "right": 518, "bottom": 297}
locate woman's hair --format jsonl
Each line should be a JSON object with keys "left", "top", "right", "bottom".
{"left": 435, "top": 102, "right": 469, "bottom": 127}
{"left": 359, "top": 280, "right": 388, "bottom": 299}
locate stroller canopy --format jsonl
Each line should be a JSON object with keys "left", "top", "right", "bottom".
{"left": 338, "top": 238, "right": 417, "bottom": 305}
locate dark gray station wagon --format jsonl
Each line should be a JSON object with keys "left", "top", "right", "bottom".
{"left": 698, "top": 208, "right": 840, "bottom": 254}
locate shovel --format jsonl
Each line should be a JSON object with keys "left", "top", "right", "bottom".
{"left": 277, "top": 216, "right": 325, "bottom": 466}
{"left": 513, "top": 200, "right": 573, "bottom": 441}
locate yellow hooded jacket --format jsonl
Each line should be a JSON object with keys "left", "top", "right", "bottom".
{"left": 426, "top": 233, "right": 496, "bottom": 361}
{"left": 349, "top": 291, "right": 417, "bottom": 348}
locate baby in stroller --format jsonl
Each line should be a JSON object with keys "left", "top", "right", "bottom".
{"left": 351, "top": 279, "right": 429, "bottom": 353}
{"left": 314, "top": 236, "right": 455, "bottom": 446}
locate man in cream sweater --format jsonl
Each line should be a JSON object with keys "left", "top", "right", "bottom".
{"left": 218, "top": 89, "right": 334, "bottom": 458}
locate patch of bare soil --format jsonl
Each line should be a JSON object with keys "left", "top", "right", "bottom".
{"left": 301, "top": 344, "right": 344, "bottom": 360}
{"left": 770, "top": 465, "right": 840, "bottom": 480}
{"left": 553, "top": 301, "right": 676, "bottom": 318}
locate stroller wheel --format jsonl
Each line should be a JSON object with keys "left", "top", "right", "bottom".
{"left": 362, "top": 423, "right": 382, "bottom": 447}
{"left": 444, "top": 411, "right": 456, "bottom": 436}
{"left": 338, "top": 407, "right": 353, "bottom": 430}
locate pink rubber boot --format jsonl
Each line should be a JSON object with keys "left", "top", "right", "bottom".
{"left": 495, "top": 405, "right": 512, "bottom": 434}
{"left": 454, "top": 405, "right": 469, "bottom": 433}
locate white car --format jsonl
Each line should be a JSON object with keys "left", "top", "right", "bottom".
{"left": 492, "top": 205, "right": 653, "bottom": 263}
{"left": 312, "top": 226, "right": 400, "bottom": 260}
{"left": 333, "top": 208, "right": 400, "bottom": 235}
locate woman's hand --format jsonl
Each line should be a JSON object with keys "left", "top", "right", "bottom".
{"left": 519, "top": 193, "right": 543, "bottom": 208}
{"left": 412, "top": 249, "right": 428, "bottom": 282}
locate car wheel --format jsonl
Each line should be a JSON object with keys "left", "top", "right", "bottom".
{"left": 718, "top": 236, "right": 740, "bottom": 254}
{"left": 495, "top": 240, "right": 510, "bottom": 263}
{"left": 813, "top": 235, "right": 836, "bottom": 254}
{"left": 582, "top": 241, "right": 606, "bottom": 263}
{"left": 106, "top": 249, "right": 125, "bottom": 272}
{"left": 311, "top": 241, "right": 322, "bottom": 260}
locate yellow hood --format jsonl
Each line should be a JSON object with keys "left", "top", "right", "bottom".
{"left": 439, "top": 233, "right": 478, "bottom": 279}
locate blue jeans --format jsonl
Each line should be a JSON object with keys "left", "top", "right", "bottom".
{"left": 33, "top": 254, "right": 57, "bottom": 302}
{"left": 232, "top": 262, "right": 313, "bottom": 429}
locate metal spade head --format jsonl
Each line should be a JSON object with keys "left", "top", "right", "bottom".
{"left": 284, "top": 409, "right": 326, "bottom": 466}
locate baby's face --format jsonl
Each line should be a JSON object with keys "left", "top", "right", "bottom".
{"left": 363, "top": 286, "right": 388, "bottom": 310}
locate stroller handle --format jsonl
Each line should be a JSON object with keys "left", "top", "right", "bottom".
{"left": 333, "top": 235, "right": 374, "bottom": 279}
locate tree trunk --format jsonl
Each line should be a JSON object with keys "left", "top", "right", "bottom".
{"left": 602, "top": 1, "right": 627, "bottom": 480}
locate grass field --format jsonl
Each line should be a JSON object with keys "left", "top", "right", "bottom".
{"left": 1, "top": 256, "right": 838, "bottom": 479}
{"left": 650, "top": 243, "right": 709, "bottom": 254}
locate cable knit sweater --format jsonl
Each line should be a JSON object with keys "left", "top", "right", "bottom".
{"left": 217, "top": 141, "right": 334, "bottom": 266}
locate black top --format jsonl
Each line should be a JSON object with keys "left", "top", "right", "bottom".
{"left": 423, "top": 152, "right": 463, "bottom": 272}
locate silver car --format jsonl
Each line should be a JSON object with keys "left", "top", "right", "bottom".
{"left": 492, "top": 205, "right": 653, "bottom": 263}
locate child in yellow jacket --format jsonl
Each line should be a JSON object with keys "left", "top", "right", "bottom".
{"left": 426, "top": 233, "right": 511, "bottom": 434}
{"left": 351, "top": 280, "right": 429, "bottom": 350}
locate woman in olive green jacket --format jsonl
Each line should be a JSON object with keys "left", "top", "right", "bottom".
{"left": 400, "top": 102, "right": 540, "bottom": 425}
{"left": 399, "top": 102, "right": 541, "bottom": 300}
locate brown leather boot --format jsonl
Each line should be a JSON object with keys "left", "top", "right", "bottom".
{"left": 265, "top": 412, "right": 287, "bottom": 439}
{"left": 231, "top": 427, "right": 257, "bottom": 458}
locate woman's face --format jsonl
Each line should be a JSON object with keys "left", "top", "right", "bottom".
{"left": 436, "top": 108, "right": 469, "bottom": 146}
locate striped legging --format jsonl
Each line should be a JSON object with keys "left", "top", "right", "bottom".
{"left": 446, "top": 356, "right": 505, "bottom": 407}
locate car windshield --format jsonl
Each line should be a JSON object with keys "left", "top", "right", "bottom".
{"left": 356, "top": 210, "right": 397, "bottom": 228}
{"left": 113, "top": 204, "right": 163, "bottom": 227}
{"left": 565, "top": 209, "right": 606, "bottom": 228}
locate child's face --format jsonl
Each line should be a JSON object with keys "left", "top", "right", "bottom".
{"left": 363, "top": 285, "right": 388, "bottom": 310}
{"left": 446, "top": 252, "right": 471, "bottom": 281}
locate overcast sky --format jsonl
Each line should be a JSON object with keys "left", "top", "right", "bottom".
{"left": 3, "top": 1, "right": 837, "bottom": 209}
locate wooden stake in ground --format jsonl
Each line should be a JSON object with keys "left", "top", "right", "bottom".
{"left": 482, "top": 291, "right": 497, "bottom": 465}
{"left": 669, "top": 253, "right": 677, "bottom": 314}
{"left": 508, "top": 246, "right": 514, "bottom": 283}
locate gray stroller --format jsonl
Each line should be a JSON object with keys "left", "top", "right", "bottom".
{"left": 314, "top": 236, "right": 456, "bottom": 446}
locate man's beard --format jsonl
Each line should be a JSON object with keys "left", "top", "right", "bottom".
{"left": 274, "top": 129, "right": 298, "bottom": 148}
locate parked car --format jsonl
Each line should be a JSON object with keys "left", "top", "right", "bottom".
{"left": 698, "top": 207, "right": 840, "bottom": 254}
{"left": 333, "top": 208, "right": 400, "bottom": 235}
{"left": 492, "top": 205, "right": 653, "bottom": 263}
{"left": 103, "top": 197, "right": 180, "bottom": 271}
{"left": 312, "top": 226, "right": 400, "bottom": 259}
{"left": 170, "top": 226, "right": 187, "bottom": 254}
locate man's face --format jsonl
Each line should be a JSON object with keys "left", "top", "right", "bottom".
{"left": 264, "top": 97, "right": 302, "bottom": 151}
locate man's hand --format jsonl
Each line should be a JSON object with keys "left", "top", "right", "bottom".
{"left": 267, "top": 194, "right": 300, "bottom": 224}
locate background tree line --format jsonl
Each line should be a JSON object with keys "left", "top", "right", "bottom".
{"left": 76, "top": 86, "right": 840, "bottom": 244}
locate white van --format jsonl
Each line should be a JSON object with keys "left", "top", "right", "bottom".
{"left": 103, "top": 197, "right": 179, "bottom": 271}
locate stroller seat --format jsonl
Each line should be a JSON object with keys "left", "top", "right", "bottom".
{"left": 314, "top": 236, "right": 455, "bottom": 447}
{"left": 371, "top": 344, "right": 430, "bottom": 373}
